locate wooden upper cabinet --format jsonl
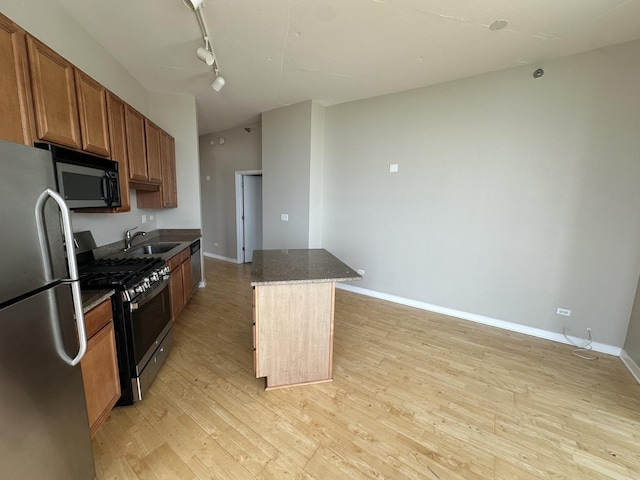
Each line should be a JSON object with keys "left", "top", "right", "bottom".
{"left": 0, "top": 14, "right": 34, "bottom": 145}
{"left": 26, "top": 35, "right": 81, "bottom": 149}
{"left": 124, "top": 104, "right": 147, "bottom": 183}
{"left": 162, "top": 133, "right": 178, "bottom": 207}
{"left": 144, "top": 119, "right": 162, "bottom": 185}
{"left": 106, "top": 92, "right": 131, "bottom": 212}
{"left": 137, "top": 130, "right": 178, "bottom": 209}
{"left": 75, "top": 70, "right": 110, "bottom": 157}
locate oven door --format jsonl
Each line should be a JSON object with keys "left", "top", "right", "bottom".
{"left": 128, "top": 278, "right": 171, "bottom": 375}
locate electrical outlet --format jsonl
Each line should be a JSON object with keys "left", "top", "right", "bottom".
{"left": 214, "top": 242, "right": 219, "bottom": 247}
{"left": 556, "top": 307, "right": 571, "bottom": 316}
{"left": 281, "top": 214, "right": 289, "bottom": 221}
{"left": 389, "top": 164, "right": 399, "bottom": 173}
{"left": 357, "top": 269, "right": 365, "bottom": 275}
{"left": 149, "top": 215, "right": 154, "bottom": 221}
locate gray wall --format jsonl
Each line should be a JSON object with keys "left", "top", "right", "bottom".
{"left": 320, "top": 39, "right": 640, "bottom": 348}
{"left": 200, "top": 123, "right": 262, "bottom": 259}
{"left": 262, "top": 101, "right": 313, "bottom": 249}
{"left": 259, "top": 40, "right": 640, "bottom": 348}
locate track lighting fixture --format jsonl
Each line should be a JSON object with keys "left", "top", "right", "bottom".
{"left": 196, "top": 46, "right": 214, "bottom": 66}
{"left": 212, "top": 67, "right": 225, "bottom": 91}
{"left": 182, "top": 0, "right": 203, "bottom": 11}
{"left": 182, "top": 0, "right": 226, "bottom": 91}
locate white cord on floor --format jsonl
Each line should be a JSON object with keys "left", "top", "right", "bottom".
{"left": 562, "top": 327, "right": 598, "bottom": 361}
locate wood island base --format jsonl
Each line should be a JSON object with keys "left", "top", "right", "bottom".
{"left": 253, "top": 282, "right": 335, "bottom": 389}
{"left": 250, "top": 249, "right": 361, "bottom": 391}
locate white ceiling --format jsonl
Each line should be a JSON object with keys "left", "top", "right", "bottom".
{"left": 55, "top": 0, "right": 640, "bottom": 135}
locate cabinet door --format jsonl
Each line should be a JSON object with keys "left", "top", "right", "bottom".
{"left": 168, "top": 254, "right": 184, "bottom": 320}
{"left": 106, "top": 92, "right": 131, "bottom": 211}
{"left": 0, "top": 14, "right": 34, "bottom": 145}
{"left": 124, "top": 104, "right": 147, "bottom": 182}
{"left": 162, "top": 133, "right": 178, "bottom": 207}
{"left": 137, "top": 131, "right": 178, "bottom": 209}
{"left": 169, "top": 270, "right": 183, "bottom": 321}
{"left": 81, "top": 320, "right": 120, "bottom": 438}
{"left": 144, "top": 119, "right": 162, "bottom": 184}
{"left": 75, "top": 70, "right": 110, "bottom": 156}
{"left": 26, "top": 35, "right": 81, "bottom": 149}
{"left": 181, "top": 256, "right": 192, "bottom": 306}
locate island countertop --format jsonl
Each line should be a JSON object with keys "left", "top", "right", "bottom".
{"left": 250, "top": 249, "right": 361, "bottom": 286}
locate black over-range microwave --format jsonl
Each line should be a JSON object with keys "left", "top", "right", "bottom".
{"left": 36, "top": 143, "right": 121, "bottom": 209}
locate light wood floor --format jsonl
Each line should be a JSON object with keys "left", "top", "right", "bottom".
{"left": 93, "top": 257, "right": 640, "bottom": 479}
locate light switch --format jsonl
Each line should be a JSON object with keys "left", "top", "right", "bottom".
{"left": 281, "top": 214, "right": 289, "bottom": 221}
{"left": 206, "top": 175, "right": 211, "bottom": 181}
{"left": 389, "top": 164, "right": 399, "bottom": 173}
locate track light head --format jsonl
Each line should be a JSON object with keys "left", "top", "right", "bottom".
{"left": 182, "top": 0, "right": 203, "bottom": 11}
{"left": 212, "top": 74, "right": 225, "bottom": 92}
{"left": 196, "top": 47, "right": 214, "bottom": 66}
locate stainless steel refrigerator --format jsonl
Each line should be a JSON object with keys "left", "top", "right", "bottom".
{"left": 0, "top": 139, "right": 95, "bottom": 479}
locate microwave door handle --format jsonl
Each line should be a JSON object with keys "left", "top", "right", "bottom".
{"left": 101, "top": 171, "right": 113, "bottom": 206}
{"left": 35, "top": 188, "right": 88, "bottom": 366}
{"left": 108, "top": 175, "right": 116, "bottom": 207}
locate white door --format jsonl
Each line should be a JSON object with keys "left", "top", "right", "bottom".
{"left": 242, "top": 174, "right": 263, "bottom": 262}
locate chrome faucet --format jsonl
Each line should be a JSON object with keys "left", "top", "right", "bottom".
{"left": 124, "top": 226, "right": 146, "bottom": 251}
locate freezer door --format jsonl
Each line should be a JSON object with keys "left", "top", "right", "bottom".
{"left": 0, "top": 283, "right": 95, "bottom": 479}
{"left": 0, "top": 139, "right": 69, "bottom": 305}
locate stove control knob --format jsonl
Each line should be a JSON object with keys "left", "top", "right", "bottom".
{"left": 150, "top": 272, "right": 160, "bottom": 282}
{"left": 135, "top": 285, "right": 145, "bottom": 293}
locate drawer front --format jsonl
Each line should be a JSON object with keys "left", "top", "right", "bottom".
{"left": 167, "top": 254, "right": 182, "bottom": 272}
{"left": 84, "top": 298, "right": 112, "bottom": 339}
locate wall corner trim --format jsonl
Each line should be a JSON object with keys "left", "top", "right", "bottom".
{"left": 335, "top": 283, "right": 622, "bottom": 357}
{"left": 620, "top": 349, "right": 640, "bottom": 385}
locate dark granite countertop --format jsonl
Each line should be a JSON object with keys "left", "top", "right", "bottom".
{"left": 93, "top": 229, "right": 202, "bottom": 260}
{"left": 81, "top": 289, "right": 114, "bottom": 313}
{"left": 250, "top": 249, "right": 361, "bottom": 286}
{"left": 97, "top": 229, "right": 201, "bottom": 262}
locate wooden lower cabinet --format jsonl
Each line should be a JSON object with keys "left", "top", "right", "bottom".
{"left": 168, "top": 247, "right": 192, "bottom": 321}
{"left": 80, "top": 298, "right": 120, "bottom": 438}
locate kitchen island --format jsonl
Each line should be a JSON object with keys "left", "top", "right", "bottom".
{"left": 250, "top": 249, "right": 361, "bottom": 390}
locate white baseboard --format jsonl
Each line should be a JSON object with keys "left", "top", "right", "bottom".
{"left": 204, "top": 252, "right": 238, "bottom": 264}
{"left": 336, "top": 283, "right": 621, "bottom": 357}
{"left": 620, "top": 349, "right": 640, "bottom": 384}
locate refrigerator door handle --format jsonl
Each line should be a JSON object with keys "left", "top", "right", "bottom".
{"left": 35, "top": 188, "right": 88, "bottom": 365}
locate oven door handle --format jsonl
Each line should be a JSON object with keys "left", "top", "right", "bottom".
{"left": 130, "top": 276, "right": 169, "bottom": 311}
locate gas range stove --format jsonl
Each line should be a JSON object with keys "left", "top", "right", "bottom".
{"left": 74, "top": 230, "right": 173, "bottom": 406}
{"left": 78, "top": 256, "right": 170, "bottom": 302}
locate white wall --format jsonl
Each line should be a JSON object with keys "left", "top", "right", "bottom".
{"left": 321, "top": 39, "right": 640, "bottom": 348}
{"left": 0, "top": 1, "right": 201, "bottom": 247}
{"left": 199, "top": 123, "right": 262, "bottom": 259}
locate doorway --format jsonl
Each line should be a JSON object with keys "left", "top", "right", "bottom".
{"left": 235, "top": 170, "right": 263, "bottom": 263}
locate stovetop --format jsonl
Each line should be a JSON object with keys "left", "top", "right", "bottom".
{"left": 79, "top": 257, "right": 164, "bottom": 289}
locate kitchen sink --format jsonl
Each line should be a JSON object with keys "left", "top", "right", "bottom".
{"left": 128, "top": 243, "right": 179, "bottom": 255}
